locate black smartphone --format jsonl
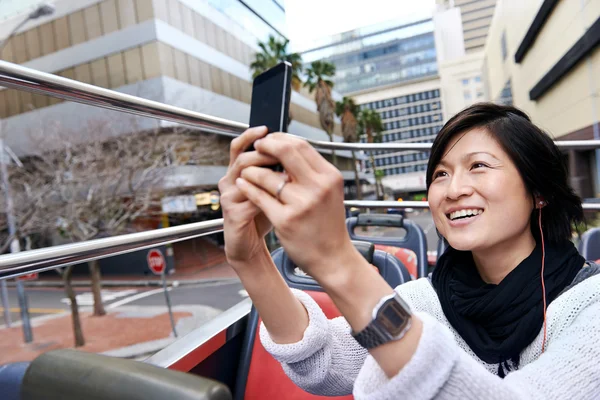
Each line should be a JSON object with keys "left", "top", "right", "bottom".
{"left": 246, "top": 61, "right": 292, "bottom": 170}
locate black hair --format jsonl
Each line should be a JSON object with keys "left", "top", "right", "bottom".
{"left": 426, "top": 102, "right": 584, "bottom": 244}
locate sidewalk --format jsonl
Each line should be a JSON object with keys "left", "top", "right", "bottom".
{"left": 0, "top": 304, "right": 222, "bottom": 364}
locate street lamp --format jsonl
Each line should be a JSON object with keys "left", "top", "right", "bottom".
{"left": 0, "top": 3, "right": 55, "bottom": 54}
{"left": 0, "top": 2, "right": 55, "bottom": 340}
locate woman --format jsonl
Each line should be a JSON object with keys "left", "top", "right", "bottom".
{"left": 218, "top": 103, "right": 600, "bottom": 399}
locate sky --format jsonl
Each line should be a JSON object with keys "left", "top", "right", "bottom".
{"left": 284, "top": 0, "right": 436, "bottom": 52}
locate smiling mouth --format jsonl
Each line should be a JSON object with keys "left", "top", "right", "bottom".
{"left": 446, "top": 209, "right": 484, "bottom": 221}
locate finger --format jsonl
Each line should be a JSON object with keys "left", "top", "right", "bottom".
{"left": 219, "top": 187, "right": 249, "bottom": 205}
{"left": 225, "top": 200, "right": 262, "bottom": 222}
{"left": 229, "top": 151, "right": 279, "bottom": 182}
{"left": 270, "top": 133, "right": 334, "bottom": 173}
{"left": 253, "top": 134, "right": 316, "bottom": 182}
{"left": 240, "top": 167, "right": 294, "bottom": 203}
{"left": 229, "top": 126, "right": 268, "bottom": 168}
{"left": 235, "top": 177, "right": 284, "bottom": 223}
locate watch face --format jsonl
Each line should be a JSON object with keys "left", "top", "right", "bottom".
{"left": 378, "top": 300, "right": 410, "bottom": 336}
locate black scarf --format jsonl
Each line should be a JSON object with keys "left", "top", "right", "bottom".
{"left": 432, "top": 240, "right": 584, "bottom": 377}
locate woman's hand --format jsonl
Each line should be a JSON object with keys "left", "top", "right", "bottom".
{"left": 218, "top": 126, "right": 285, "bottom": 268}
{"left": 234, "top": 133, "right": 359, "bottom": 283}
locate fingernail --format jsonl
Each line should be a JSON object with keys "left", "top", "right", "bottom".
{"left": 236, "top": 177, "right": 246, "bottom": 186}
{"left": 254, "top": 139, "right": 262, "bottom": 147}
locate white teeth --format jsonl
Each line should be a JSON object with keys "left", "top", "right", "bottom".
{"left": 449, "top": 209, "right": 483, "bottom": 221}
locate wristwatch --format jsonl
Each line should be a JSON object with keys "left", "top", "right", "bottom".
{"left": 352, "top": 292, "right": 413, "bottom": 350}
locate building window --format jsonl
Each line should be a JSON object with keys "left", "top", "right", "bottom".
{"left": 475, "top": 76, "right": 481, "bottom": 82}
{"left": 462, "top": 78, "right": 469, "bottom": 85}
{"left": 477, "top": 90, "right": 484, "bottom": 98}
{"left": 464, "top": 91, "right": 472, "bottom": 101}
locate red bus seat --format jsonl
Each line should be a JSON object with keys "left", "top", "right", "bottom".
{"left": 373, "top": 245, "right": 418, "bottom": 280}
{"left": 346, "top": 214, "right": 428, "bottom": 278}
{"left": 235, "top": 241, "right": 411, "bottom": 400}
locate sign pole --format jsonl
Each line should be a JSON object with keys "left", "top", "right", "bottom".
{"left": 161, "top": 269, "right": 177, "bottom": 338}
{"left": 1, "top": 280, "right": 11, "bottom": 327}
{"left": 147, "top": 248, "right": 177, "bottom": 338}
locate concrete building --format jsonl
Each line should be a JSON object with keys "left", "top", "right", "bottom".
{"left": 436, "top": 0, "right": 497, "bottom": 53}
{"left": 301, "top": 17, "right": 443, "bottom": 196}
{"left": 434, "top": 3, "right": 490, "bottom": 122}
{"left": 301, "top": 17, "right": 438, "bottom": 96}
{"left": 0, "top": 0, "right": 357, "bottom": 188}
{"left": 482, "top": 0, "right": 600, "bottom": 198}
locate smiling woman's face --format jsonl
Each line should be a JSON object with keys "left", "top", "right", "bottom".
{"left": 428, "top": 128, "right": 534, "bottom": 252}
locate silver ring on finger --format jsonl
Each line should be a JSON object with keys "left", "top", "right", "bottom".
{"left": 275, "top": 180, "right": 288, "bottom": 202}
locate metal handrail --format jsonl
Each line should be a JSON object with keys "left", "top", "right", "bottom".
{"left": 2, "top": 60, "right": 600, "bottom": 152}
{"left": 1, "top": 200, "right": 600, "bottom": 279}
{"left": 0, "top": 219, "right": 223, "bottom": 279}
{"left": 2, "top": 59, "right": 600, "bottom": 279}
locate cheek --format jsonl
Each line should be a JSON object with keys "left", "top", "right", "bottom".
{"left": 427, "top": 187, "right": 446, "bottom": 227}
{"left": 482, "top": 175, "right": 531, "bottom": 224}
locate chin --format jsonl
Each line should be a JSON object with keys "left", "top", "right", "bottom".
{"left": 445, "top": 235, "right": 481, "bottom": 252}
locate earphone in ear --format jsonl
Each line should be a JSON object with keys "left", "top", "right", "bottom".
{"left": 536, "top": 196, "right": 547, "bottom": 209}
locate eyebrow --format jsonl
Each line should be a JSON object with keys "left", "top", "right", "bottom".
{"left": 437, "top": 151, "right": 501, "bottom": 168}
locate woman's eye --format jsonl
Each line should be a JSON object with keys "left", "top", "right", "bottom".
{"left": 471, "top": 162, "right": 488, "bottom": 170}
{"left": 433, "top": 171, "right": 448, "bottom": 179}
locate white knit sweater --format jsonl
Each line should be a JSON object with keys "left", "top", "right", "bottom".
{"left": 259, "top": 270, "right": 600, "bottom": 399}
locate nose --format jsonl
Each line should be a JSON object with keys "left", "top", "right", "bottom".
{"left": 445, "top": 171, "right": 474, "bottom": 200}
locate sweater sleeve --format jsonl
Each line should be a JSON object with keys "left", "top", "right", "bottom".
{"left": 259, "top": 288, "right": 368, "bottom": 396}
{"left": 352, "top": 300, "right": 600, "bottom": 400}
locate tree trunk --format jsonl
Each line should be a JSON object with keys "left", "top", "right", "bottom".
{"left": 370, "top": 153, "right": 382, "bottom": 200}
{"left": 64, "top": 265, "right": 85, "bottom": 347}
{"left": 351, "top": 151, "right": 362, "bottom": 200}
{"left": 327, "top": 132, "right": 337, "bottom": 167}
{"left": 89, "top": 260, "right": 106, "bottom": 317}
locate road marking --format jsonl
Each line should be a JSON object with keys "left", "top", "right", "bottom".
{"left": 0, "top": 307, "right": 66, "bottom": 314}
{"left": 61, "top": 289, "right": 138, "bottom": 306}
{"left": 105, "top": 287, "right": 172, "bottom": 310}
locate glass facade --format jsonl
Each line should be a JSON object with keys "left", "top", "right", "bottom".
{"left": 302, "top": 19, "right": 437, "bottom": 95}
{"left": 207, "top": 0, "right": 287, "bottom": 43}
{"left": 359, "top": 89, "right": 443, "bottom": 177}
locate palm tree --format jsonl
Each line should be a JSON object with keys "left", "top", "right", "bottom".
{"left": 358, "top": 109, "right": 384, "bottom": 200}
{"left": 335, "top": 96, "right": 362, "bottom": 199}
{"left": 305, "top": 61, "right": 337, "bottom": 165}
{"left": 251, "top": 35, "right": 303, "bottom": 91}
{"left": 250, "top": 36, "right": 303, "bottom": 126}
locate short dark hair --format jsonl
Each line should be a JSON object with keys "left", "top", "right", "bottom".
{"left": 426, "top": 102, "right": 584, "bottom": 244}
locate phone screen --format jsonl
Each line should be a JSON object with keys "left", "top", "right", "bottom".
{"left": 249, "top": 62, "right": 291, "bottom": 134}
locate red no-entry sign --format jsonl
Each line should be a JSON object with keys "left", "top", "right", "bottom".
{"left": 16, "top": 272, "right": 38, "bottom": 281}
{"left": 147, "top": 249, "right": 166, "bottom": 275}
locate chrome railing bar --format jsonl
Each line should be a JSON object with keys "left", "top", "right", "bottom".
{"left": 1, "top": 200, "right": 599, "bottom": 280}
{"left": 345, "top": 200, "right": 600, "bottom": 211}
{"left": 0, "top": 218, "right": 224, "bottom": 279}
{"left": 2, "top": 61, "right": 600, "bottom": 152}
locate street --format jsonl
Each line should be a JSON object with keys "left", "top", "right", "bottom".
{"left": 1, "top": 280, "right": 246, "bottom": 328}
{"left": 0, "top": 211, "right": 438, "bottom": 329}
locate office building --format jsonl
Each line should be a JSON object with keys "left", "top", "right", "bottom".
{"left": 434, "top": 5, "right": 487, "bottom": 121}
{"left": 301, "top": 17, "right": 438, "bottom": 96}
{"left": 301, "top": 16, "right": 443, "bottom": 195}
{"left": 0, "top": 0, "right": 356, "bottom": 185}
{"left": 436, "top": 0, "right": 497, "bottom": 53}
{"left": 483, "top": 0, "right": 600, "bottom": 198}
